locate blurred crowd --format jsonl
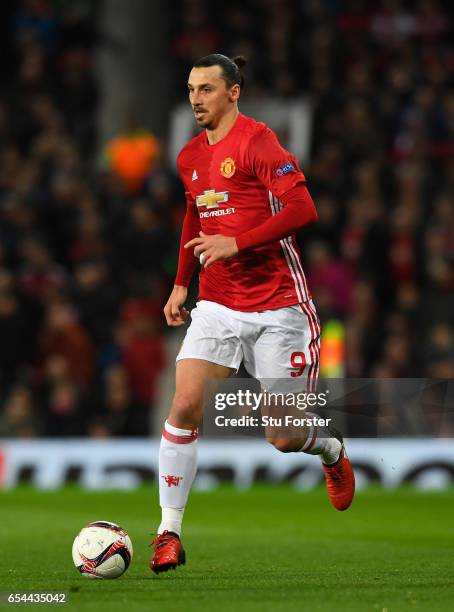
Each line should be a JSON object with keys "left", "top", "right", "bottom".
{"left": 0, "top": 1, "right": 180, "bottom": 437}
{"left": 0, "top": 0, "right": 453, "bottom": 438}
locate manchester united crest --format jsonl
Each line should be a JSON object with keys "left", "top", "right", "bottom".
{"left": 220, "top": 157, "right": 236, "bottom": 178}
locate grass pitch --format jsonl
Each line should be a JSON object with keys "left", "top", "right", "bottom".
{"left": 0, "top": 485, "right": 453, "bottom": 611}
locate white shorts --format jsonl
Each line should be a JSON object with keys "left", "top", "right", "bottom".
{"left": 176, "top": 299, "right": 321, "bottom": 391}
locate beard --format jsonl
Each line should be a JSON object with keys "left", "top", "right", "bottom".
{"left": 196, "top": 116, "right": 213, "bottom": 129}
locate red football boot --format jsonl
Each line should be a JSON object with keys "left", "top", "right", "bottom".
{"left": 322, "top": 433, "right": 355, "bottom": 511}
{"left": 150, "top": 531, "right": 186, "bottom": 574}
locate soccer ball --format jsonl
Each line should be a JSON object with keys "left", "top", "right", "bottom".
{"left": 72, "top": 521, "right": 133, "bottom": 579}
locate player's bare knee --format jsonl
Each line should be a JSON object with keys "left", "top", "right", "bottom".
{"left": 169, "top": 393, "right": 202, "bottom": 429}
{"left": 268, "top": 437, "right": 302, "bottom": 453}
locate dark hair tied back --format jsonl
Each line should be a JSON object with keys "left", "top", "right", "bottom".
{"left": 193, "top": 53, "right": 246, "bottom": 89}
{"left": 233, "top": 55, "right": 247, "bottom": 70}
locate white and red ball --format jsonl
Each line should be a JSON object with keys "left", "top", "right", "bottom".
{"left": 72, "top": 521, "right": 133, "bottom": 579}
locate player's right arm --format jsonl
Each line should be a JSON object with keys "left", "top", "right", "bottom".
{"left": 164, "top": 187, "right": 201, "bottom": 326}
{"left": 163, "top": 284, "right": 189, "bottom": 326}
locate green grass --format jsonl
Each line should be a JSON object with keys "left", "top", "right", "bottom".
{"left": 0, "top": 486, "right": 453, "bottom": 611}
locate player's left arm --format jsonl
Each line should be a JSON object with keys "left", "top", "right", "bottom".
{"left": 235, "top": 128, "right": 318, "bottom": 252}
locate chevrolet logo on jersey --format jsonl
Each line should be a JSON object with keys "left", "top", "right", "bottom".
{"left": 196, "top": 189, "right": 229, "bottom": 209}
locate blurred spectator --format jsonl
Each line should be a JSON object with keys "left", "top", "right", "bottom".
{"left": 70, "top": 259, "right": 120, "bottom": 345}
{"left": 119, "top": 297, "right": 166, "bottom": 406}
{"left": 306, "top": 241, "right": 354, "bottom": 317}
{"left": 0, "top": 276, "right": 30, "bottom": 386}
{"left": 14, "top": 0, "right": 59, "bottom": 53}
{"left": 116, "top": 198, "right": 168, "bottom": 277}
{"left": 18, "top": 237, "right": 66, "bottom": 302}
{"left": 0, "top": 385, "right": 40, "bottom": 437}
{"left": 43, "top": 378, "right": 85, "bottom": 436}
{"left": 37, "top": 301, "right": 95, "bottom": 387}
{"left": 96, "top": 364, "right": 150, "bottom": 436}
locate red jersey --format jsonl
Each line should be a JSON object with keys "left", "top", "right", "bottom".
{"left": 176, "top": 113, "right": 316, "bottom": 312}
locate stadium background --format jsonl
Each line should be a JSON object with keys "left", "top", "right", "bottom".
{"left": 0, "top": 0, "right": 452, "bottom": 461}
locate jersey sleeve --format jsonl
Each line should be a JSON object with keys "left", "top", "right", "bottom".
{"left": 246, "top": 127, "right": 306, "bottom": 199}
{"left": 235, "top": 127, "right": 317, "bottom": 251}
{"left": 235, "top": 183, "right": 317, "bottom": 251}
{"left": 174, "top": 156, "right": 201, "bottom": 286}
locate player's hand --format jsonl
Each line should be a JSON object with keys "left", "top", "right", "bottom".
{"left": 184, "top": 232, "right": 239, "bottom": 269}
{"left": 163, "top": 285, "right": 189, "bottom": 327}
